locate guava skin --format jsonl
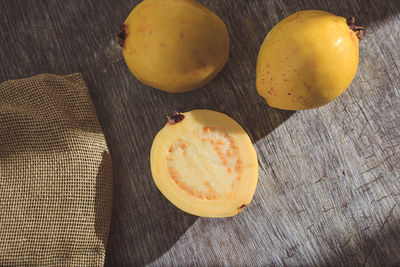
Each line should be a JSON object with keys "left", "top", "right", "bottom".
{"left": 121, "top": 0, "right": 230, "bottom": 93}
{"left": 256, "top": 10, "right": 360, "bottom": 110}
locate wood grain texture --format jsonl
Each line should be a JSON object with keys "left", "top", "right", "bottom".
{"left": 1, "top": 0, "right": 399, "bottom": 266}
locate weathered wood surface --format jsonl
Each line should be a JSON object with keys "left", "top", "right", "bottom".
{"left": 1, "top": 0, "right": 400, "bottom": 266}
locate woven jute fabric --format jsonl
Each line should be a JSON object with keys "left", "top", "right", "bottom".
{"left": 0, "top": 73, "right": 112, "bottom": 266}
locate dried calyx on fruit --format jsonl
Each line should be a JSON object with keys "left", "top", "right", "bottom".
{"left": 117, "top": 25, "right": 126, "bottom": 48}
{"left": 166, "top": 111, "right": 185, "bottom": 125}
{"left": 347, "top": 17, "right": 364, "bottom": 40}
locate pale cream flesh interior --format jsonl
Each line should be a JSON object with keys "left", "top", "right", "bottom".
{"left": 166, "top": 126, "right": 243, "bottom": 201}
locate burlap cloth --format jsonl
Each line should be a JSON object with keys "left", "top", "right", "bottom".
{"left": 0, "top": 73, "right": 112, "bottom": 266}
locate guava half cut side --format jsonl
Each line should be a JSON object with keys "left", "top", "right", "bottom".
{"left": 150, "top": 109, "right": 258, "bottom": 217}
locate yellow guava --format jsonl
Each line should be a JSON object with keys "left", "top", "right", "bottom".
{"left": 119, "top": 0, "right": 230, "bottom": 93}
{"left": 256, "top": 10, "right": 363, "bottom": 110}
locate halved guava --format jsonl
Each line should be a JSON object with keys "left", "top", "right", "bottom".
{"left": 150, "top": 109, "right": 258, "bottom": 217}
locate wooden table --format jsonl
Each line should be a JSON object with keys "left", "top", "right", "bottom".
{"left": 1, "top": 0, "right": 400, "bottom": 266}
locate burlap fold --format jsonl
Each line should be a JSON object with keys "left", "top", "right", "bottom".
{"left": 0, "top": 73, "right": 112, "bottom": 266}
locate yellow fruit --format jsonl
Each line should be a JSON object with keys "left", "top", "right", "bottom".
{"left": 256, "top": 10, "right": 363, "bottom": 110}
{"left": 119, "top": 0, "right": 230, "bottom": 93}
{"left": 150, "top": 110, "right": 258, "bottom": 217}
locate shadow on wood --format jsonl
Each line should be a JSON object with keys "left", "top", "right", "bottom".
{"left": 101, "top": 111, "right": 198, "bottom": 266}
{"left": 324, "top": 216, "right": 400, "bottom": 266}
{"left": 95, "top": 82, "right": 199, "bottom": 265}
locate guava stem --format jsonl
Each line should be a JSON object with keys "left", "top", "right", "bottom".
{"left": 347, "top": 17, "right": 364, "bottom": 40}
{"left": 117, "top": 25, "right": 126, "bottom": 47}
{"left": 167, "top": 111, "right": 185, "bottom": 125}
